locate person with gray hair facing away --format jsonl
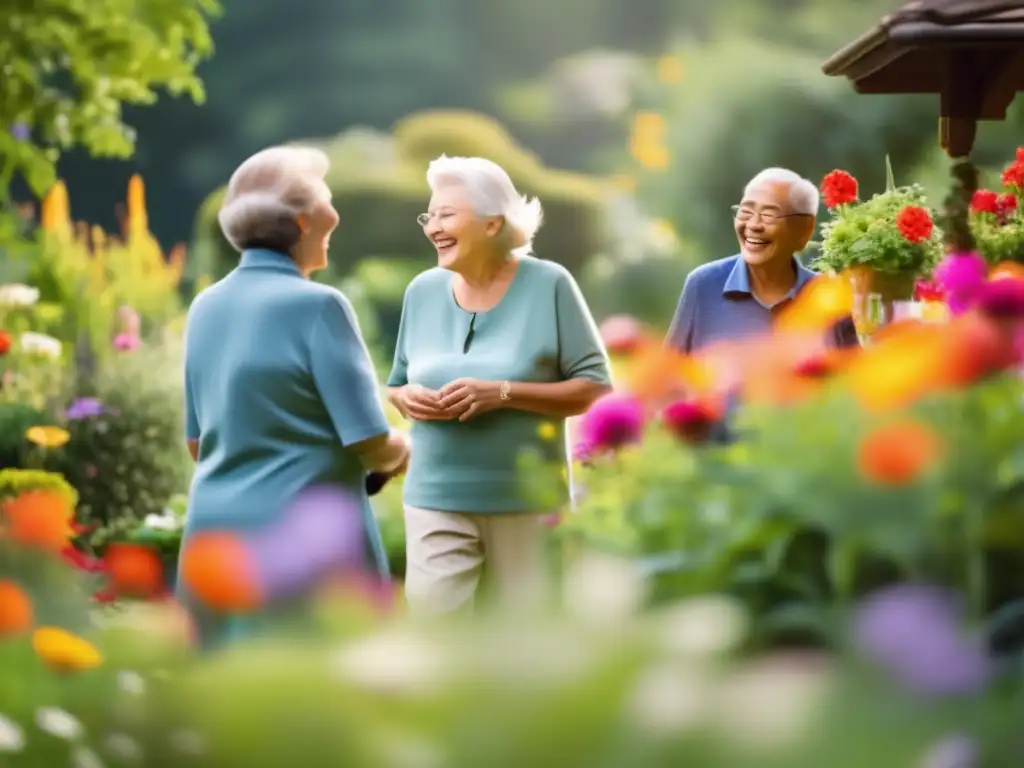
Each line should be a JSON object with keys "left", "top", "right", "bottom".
{"left": 387, "top": 155, "right": 612, "bottom": 617}
{"left": 181, "top": 145, "right": 409, "bottom": 649}
{"left": 666, "top": 167, "right": 858, "bottom": 353}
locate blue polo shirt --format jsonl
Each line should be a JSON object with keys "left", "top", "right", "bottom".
{"left": 666, "top": 254, "right": 857, "bottom": 353}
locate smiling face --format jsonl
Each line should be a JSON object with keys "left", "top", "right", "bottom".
{"left": 734, "top": 180, "right": 815, "bottom": 267}
{"left": 420, "top": 184, "right": 503, "bottom": 271}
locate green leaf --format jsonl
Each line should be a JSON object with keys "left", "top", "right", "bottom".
{"left": 884, "top": 154, "right": 896, "bottom": 192}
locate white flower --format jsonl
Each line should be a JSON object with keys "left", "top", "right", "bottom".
{"left": 563, "top": 553, "right": 647, "bottom": 625}
{"left": 116, "top": 670, "right": 146, "bottom": 696}
{"left": 143, "top": 513, "right": 179, "bottom": 532}
{"left": 71, "top": 745, "right": 105, "bottom": 768}
{"left": 0, "top": 283, "right": 40, "bottom": 308}
{"left": 652, "top": 597, "right": 748, "bottom": 658}
{"left": 105, "top": 733, "right": 142, "bottom": 761}
{"left": 0, "top": 713, "right": 25, "bottom": 752}
{"left": 626, "top": 663, "right": 708, "bottom": 736}
{"left": 331, "top": 631, "right": 448, "bottom": 695}
{"left": 35, "top": 706, "right": 83, "bottom": 740}
{"left": 19, "top": 332, "right": 62, "bottom": 359}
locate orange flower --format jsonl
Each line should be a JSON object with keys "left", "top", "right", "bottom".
{"left": 32, "top": 627, "right": 102, "bottom": 673}
{"left": 179, "top": 532, "right": 262, "bottom": 612}
{"left": 775, "top": 274, "right": 854, "bottom": 335}
{"left": 0, "top": 580, "right": 33, "bottom": 637}
{"left": 2, "top": 490, "right": 75, "bottom": 552}
{"left": 858, "top": 420, "right": 943, "bottom": 486}
{"left": 843, "top": 322, "right": 948, "bottom": 411}
{"left": 104, "top": 543, "right": 164, "bottom": 599}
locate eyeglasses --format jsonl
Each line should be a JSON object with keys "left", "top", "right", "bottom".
{"left": 416, "top": 210, "right": 460, "bottom": 227}
{"left": 731, "top": 205, "right": 811, "bottom": 224}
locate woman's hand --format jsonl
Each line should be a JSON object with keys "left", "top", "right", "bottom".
{"left": 438, "top": 379, "right": 503, "bottom": 421}
{"left": 390, "top": 384, "right": 452, "bottom": 421}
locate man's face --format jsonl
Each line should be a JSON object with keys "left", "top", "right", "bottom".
{"left": 734, "top": 181, "right": 815, "bottom": 267}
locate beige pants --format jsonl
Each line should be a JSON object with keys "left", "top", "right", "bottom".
{"left": 403, "top": 505, "right": 553, "bottom": 617}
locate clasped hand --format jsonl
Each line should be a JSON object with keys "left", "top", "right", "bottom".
{"left": 396, "top": 379, "right": 502, "bottom": 422}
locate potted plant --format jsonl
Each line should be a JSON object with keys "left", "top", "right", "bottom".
{"left": 813, "top": 163, "right": 943, "bottom": 339}
{"left": 967, "top": 146, "right": 1024, "bottom": 266}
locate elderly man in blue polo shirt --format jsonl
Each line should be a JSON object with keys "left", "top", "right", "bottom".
{"left": 666, "top": 167, "right": 857, "bottom": 353}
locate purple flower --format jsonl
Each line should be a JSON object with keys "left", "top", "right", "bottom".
{"left": 575, "top": 393, "right": 645, "bottom": 455}
{"left": 247, "top": 485, "right": 367, "bottom": 602}
{"left": 113, "top": 332, "right": 140, "bottom": 351}
{"left": 974, "top": 277, "right": 1024, "bottom": 320}
{"left": 11, "top": 122, "right": 29, "bottom": 142}
{"left": 65, "top": 397, "right": 104, "bottom": 421}
{"left": 854, "top": 584, "right": 990, "bottom": 697}
{"left": 934, "top": 252, "right": 988, "bottom": 315}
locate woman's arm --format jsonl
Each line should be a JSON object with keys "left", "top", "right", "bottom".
{"left": 504, "top": 378, "right": 610, "bottom": 419}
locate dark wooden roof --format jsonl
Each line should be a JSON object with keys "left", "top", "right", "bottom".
{"left": 822, "top": 0, "right": 1024, "bottom": 155}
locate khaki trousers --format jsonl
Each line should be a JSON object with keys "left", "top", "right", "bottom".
{"left": 403, "top": 505, "right": 553, "bottom": 617}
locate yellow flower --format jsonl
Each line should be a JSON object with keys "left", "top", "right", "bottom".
{"left": 25, "top": 426, "right": 70, "bottom": 449}
{"left": 32, "top": 627, "right": 102, "bottom": 674}
{"left": 537, "top": 422, "right": 558, "bottom": 441}
{"left": 656, "top": 55, "right": 684, "bottom": 84}
{"left": 632, "top": 111, "right": 666, "bottom": 141}
{"left": 635, "top": 144, "right": 670, "bottom": 171}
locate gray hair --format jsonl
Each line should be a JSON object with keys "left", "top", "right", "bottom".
{"left": 744, "top": 167, "right": 819, "bottom": 216}
{"left": 218, "top": 146, "right": 331, "bottom": 254}
{"left": 426, "top": 155, "right": 543, "bottom": 253}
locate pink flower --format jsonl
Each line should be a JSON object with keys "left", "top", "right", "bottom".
{"left": 575, "top": 393, "right": 645, "bottom": 455}
{"left": 662, "top": 400, "right": 717, "bottom": 444}
{"left": 113, "top": 332, "right": 140, "bottom": 351}
{"left": 934, "top": 252, "right": 988, "bottom": 315}
{"left": 974, "top": 277, "right": 1024, "bottom": 320}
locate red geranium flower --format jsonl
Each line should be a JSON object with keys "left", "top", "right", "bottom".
{"left": 970, "top": 189, "right": 999, "bottom": 215}
{"left": 1001, "top": 151, "right": 1024, "bottom": 190}
{"left": 997, "top": 193, "right": 1017, "bottom": 218}
{"left": 0, "top": 330, "right": 10, "bottom": 356}
{"left": 914, "top": 279, "right": 944, "bottom": 302}
{"left": 896, "top": 205, "right": 934, "bottom": 243}
{"left": 821, "top": 169, "right": 858, "bottom": 208}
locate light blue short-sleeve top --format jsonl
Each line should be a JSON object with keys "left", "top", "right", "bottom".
{"left": 182, "top": 248, "right": 391, "bottom": 573}
{"left": 387, "top": 256, "right": 611, "bottom": 513}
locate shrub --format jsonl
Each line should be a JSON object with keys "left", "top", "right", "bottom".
{"left": 190, "top": 110, "right": 610, "bottom": 284}
{"left": 46, "top": 340, "right": 191, "bottom": 543}
{"left": 0, "top": 468, "right": 77, "bottom": 506}
{"left": 0, "top": 402, "right": 46, "bottom": 469}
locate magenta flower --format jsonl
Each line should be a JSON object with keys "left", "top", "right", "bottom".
{"left": 934, "top": 252, "right": 988, "bottom": 315}
{"left": 662, "top": 399, "right": 716, "bottom": 444}
{"left": 575, "top": 393, "right": 644, "bottom": 455}
{"left": 973, "top": 276, "right": 1024, "bottom": 320}
{"left": 113, "top": 333, "right": 140, "bottom": 351}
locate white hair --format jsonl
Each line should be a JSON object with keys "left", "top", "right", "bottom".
{"left": 744, "top": 167, "right": 819, "bottom": 215}
{"left": 426, "top": 155, "right": 543, "bottom": 253}
{"left": 218, "top": 145, "right": 331, "bottom": 254}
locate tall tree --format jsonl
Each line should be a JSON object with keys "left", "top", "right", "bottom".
{"left": 0, "top": 0, "right": 221, "bottom": 236}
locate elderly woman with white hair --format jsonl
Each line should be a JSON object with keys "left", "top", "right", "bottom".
{"left": 181, "top": 145, "right": 409, "bottom": 648}
{"left": 387, "top": 155, "right": 612, "bottom": 617}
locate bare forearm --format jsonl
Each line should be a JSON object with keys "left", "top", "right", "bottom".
{"left": 187, "top": 440, "right": 199, "bottom": 462}
{"left": 506, "top": 378, "right": 610, "bottom": 419}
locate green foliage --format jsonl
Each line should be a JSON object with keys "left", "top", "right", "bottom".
{"left": 0, "top": 402, "right": 45, "bottom": 469}
{"left": 0, "top": 467, "right": 77, "bottom": 506}
{"left": 0, "top": 0, "right": 220, "bottom": 206}
{"left": 190, "top": 111, "right": 610, "bottom": 284}
{"left": 815, "top": 183, "right": 943, "bottom": 276}
{"left": 972, "top": 209, "right": 1024, "bottom": 265}
{"left": 46, "top": 340, "right": 191, "bottom": 540}
{"left": 565, "top": 375, "right": 1024, "bottom": 648}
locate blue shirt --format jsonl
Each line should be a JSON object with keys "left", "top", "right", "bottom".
{"left": 182, "top": 248, "right": 391, "bottom": 573}
{"left": 387, "top": 257, "right": 611, "bottom": 513}
{"left": 666, "top": 254, "right": 858, "bottom": 353}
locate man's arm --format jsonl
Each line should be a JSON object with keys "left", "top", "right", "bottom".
{"left": 665, "top": 273, "right": 699, "bottom": 353}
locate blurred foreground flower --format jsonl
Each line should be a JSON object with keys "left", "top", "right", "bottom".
{"left": 599, "top": 314, "right": 646, "bottom": 356}
{"left": 575, "top": 393, "right": 645, "bottom": 458}
{"left": 2, "top": 490, "right": 75, "bottom": 551}
{"left": 25, "top": 425, "right": 70, "bottom": 449}
{"left": 662, "top": 399, "right": 717, "bottom": 444}
{"left": 775, "top": 273, "right": 853, "bottom": 335}
{"left": 857, "top": 419, "right": 943, "bottom": 486}
{"left": 179, "top": 532, "right": 263, "bottom": 612}
{"left": 32, "top": 627, "right": 102, "bottom": 674}
{"left": 935, "top": 252, "right": 987, "bottom": 314}
{"left": 104, "top": 543, "right": 165, "bottom": 599}
{"left": 854, "top": 585, "right": 990, "bottom": 697}
{"left": 0, "top": 330, "right": 10, "bottom": 356}
{"left": 0, "top": 580, "right": 33, "bottom": 637}
{"left": 973, "top": 276, "right": 1024, "bottom": 320}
